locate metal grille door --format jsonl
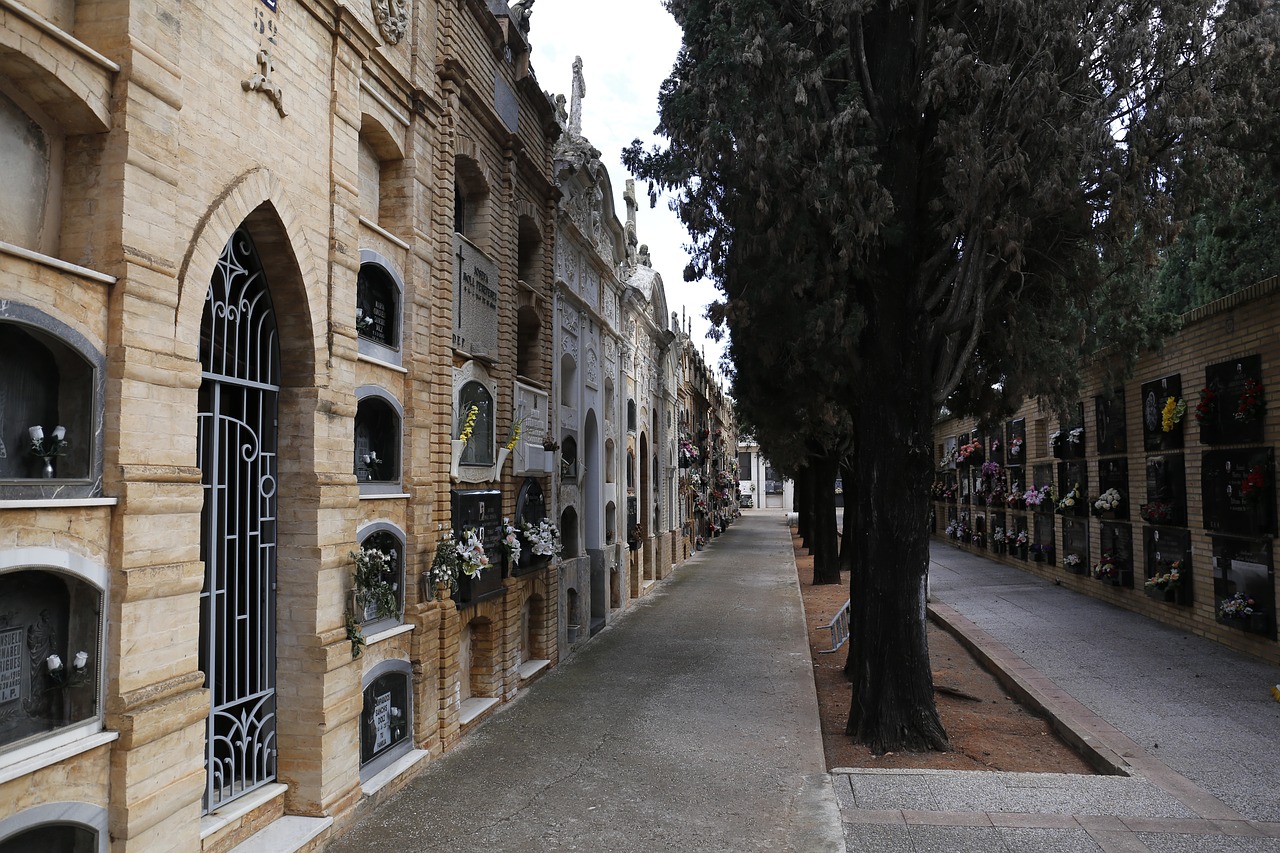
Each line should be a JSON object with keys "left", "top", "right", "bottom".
{"left": 198, "top": 228, "right": 280, "bottom": 813}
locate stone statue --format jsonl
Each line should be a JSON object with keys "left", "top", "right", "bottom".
{"left": 554, "top": 93, "right": 568, "bottom": 130}
{"left": 509, "top": 0, "right": 534, "bottom": 35}
{"left": 638, "top": 244, "right": 651, "bottom": 268}
{"left": 569, "top": 56, "right": 586, "bottom": 136}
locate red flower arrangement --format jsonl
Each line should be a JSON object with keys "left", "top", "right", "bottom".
{"left": 1240, "top": 465, "right": 1268, "bottom": 505}
{"left": 1194, "top": 386, "right": 1216, "bottom": 423}
{"left": 1235, "top": 378, "right": 1265, "bottom": 423}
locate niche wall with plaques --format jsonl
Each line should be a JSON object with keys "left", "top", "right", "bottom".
{"left": 931, "top": 276, "right": 1280, "bottom": 662}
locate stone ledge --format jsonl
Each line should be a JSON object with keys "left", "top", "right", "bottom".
{"left": 517, "top": 658, "right": 550, "bottom": 681}
{"left": 0, "top": 497, "right": 118, "bottom": 509}
{"left": 360, "top": 748, "right": 428, "bottom": 798}
{"left": 458, "top": 696, "right": 499, "bottom": 727}
{"left": 200, "top": 783, "right": 287, "bottom": 841}
{"left": 0, "top": 728, "right": 116, "bottom": 785}
{"left": 226, "top": 815, "right": 333, "bottom": 853}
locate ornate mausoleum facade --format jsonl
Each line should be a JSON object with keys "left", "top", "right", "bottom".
{"left": 0, "top": 0, "right": 726, "bottom": 848}
{"left": 0, "top": 0, "right": 566, "bottom": 848}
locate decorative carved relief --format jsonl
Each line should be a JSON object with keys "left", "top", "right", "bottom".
{"left": 373, "top": 0, "right": 409, "bottom": 44}
{"left": 586, "top": 347, "right": 599, "bottom": 386}
{"left": 242, "top": 49, "right": 287, "bottom": 117}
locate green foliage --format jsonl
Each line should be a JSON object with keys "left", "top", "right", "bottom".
{"left": 351, "top": 547, "right": 399, "bottom": 621}
{"left": 346, "top": 611, "right": 365, "bottom": 659}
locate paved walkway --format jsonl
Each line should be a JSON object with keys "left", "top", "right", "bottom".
{"left": 836, "top": 542, "right": 1280, "bottom": 852}
{"left": 325, "top": 510, "right": 843, "bottom": 853}
{"left": 324, "top": 514, "right": 1280, "bottom": 853}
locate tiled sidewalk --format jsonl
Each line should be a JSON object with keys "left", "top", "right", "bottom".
{"left": 832, "top": 541, "right": 1280, "bottom": 852}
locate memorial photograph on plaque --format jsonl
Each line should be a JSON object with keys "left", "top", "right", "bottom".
{"left": 1202, "top": 448, "right": 1275, "bottom": 537}
{"left": 1094, "top": 457, "right": 1129, "bottom": 520}
{"left": 451, "top": 488, "right": 504, "bottom": 604}
{"left": 1145, "top": 527, "right": 1192, "bottom": 606}
{"left": 359, "top": 669, "right": 410, "bottom": 770}
{"left": 355, "top": 262, "right": 400, "bottom": 350}
{"left": 1198, "top": 355, "right": 1264, "bottom": 446}
{"left": 1142, "top": 454, "right": 1187, "bottom": 527}
{"left": 1062, "top": 518, "right": 1089, "bottom": 575}
{"left": 1095, "top": 522, "right": 1133, "bottom": 587}
{"left": 1140, "top": 374, "right": 1185, "bottom": 452}
{"left": 1211, "top": 537, "right": 1275, "bottom": 639}
{"left": 0, "top": 568, "right": 101, "bottom": 752}
{"left": 1094, "top": 390, "right": 1127, "bottom": 456}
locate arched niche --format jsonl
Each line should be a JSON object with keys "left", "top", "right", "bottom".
{"left": 358, "top": 658, "right": 413, "bottom": 781}
{"left": 0, "top": 306, "right": 104, "bottom": 499}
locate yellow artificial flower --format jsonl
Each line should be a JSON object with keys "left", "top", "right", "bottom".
{"left": 458, "top": 405, "right": 479, "bottom": 445}
{"left": 1160, "top": 396, "right": 1185, "bottom": 432}
{"left": 505, "top": 420, "right": 521, "bottom": 452}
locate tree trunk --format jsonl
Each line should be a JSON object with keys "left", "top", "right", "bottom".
{"left": 795, "top": 466, "right": 812, "bottom": 550}
{"left": 812, "top": 452, "right": 842, "bottom": 584}
{"left": 840, "top": 458, "right": 856, "bottom": 572}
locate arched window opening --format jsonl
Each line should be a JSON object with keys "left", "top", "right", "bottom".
{"left": 605, "top": 501, "right": 616, "bottom": 544}
{"left": 604, "top": 439, "right": 616, "bottom": 484}
{"left": 0, "top": 567, "right": 103, "bottom": 754}
{"left": 354, "top": 395, "right": 401, "bottom": 483}
{"left": 626, "top": 399, "right": 636, "bottom": 432}
{"left": 356, "top": 263, "right": 399, "bottom": 350}
{"left": 560, "top": 506, "right": 580, "bottom": 558}
{"left": 0, "top": 89, "right": 61, "bottom": 256}
{"left": 356, "top": 527, "right": 405, "bottom": 629}
{"left": 560, "top": 355, "right": 576, "bottom": 409}
{"left": 0, "top": 321, "right": 94, "bottom": 482}
{"left": 359, "top": 666, "right": 411, "bottom": 777}
{"left": 560, "top": 435, "right": 578, "bottom": 481}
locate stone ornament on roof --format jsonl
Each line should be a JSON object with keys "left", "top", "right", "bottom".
{"left": 509, "top": 0, "right": 534, "bottom": 35}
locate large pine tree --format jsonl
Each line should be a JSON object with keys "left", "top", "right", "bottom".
{"left": 627, "top": 0, "right": 1279, "bottom": 752}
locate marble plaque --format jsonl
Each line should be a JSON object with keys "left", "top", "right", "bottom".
{"left": 0, "top": 627, "right": 21, "bottom": 704}
{"left": 453, "top": 236, "right": 500, "bottom": 357}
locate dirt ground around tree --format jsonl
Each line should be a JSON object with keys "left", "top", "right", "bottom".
{"left": 795, "top": 531, "right": 1095, "bottom": 774}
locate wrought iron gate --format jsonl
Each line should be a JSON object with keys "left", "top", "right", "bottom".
{"left": 198, "top": 228, "right": 280, "bottom": 813}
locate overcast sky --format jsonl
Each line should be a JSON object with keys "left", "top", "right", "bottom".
{"left": 526, "top": 0, "right": 729, "bottom": 384}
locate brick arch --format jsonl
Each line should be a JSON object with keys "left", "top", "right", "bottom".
{"left": 175, "top": 168, "right": 325, "bottom": 383}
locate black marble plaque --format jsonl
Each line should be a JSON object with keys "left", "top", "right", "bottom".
{"left": 1057, "top": 460, "right": 1088, "bottom": 517}
{"left": 452, "top": 489, "right": 505, "bottom": 604}
{"left": 1145, "top": 526, "right": 1192, "bottom": 605}
{"left": 357, "top": 264, "right": 399, "bottom": 348}
{"left": 986, "top": 431, "right": 1004, "bottom": 466}
{"left": 1098, "top": 521, "right": 1134, "bottom": 587}
{"left": 1058, "top": 402, "right": 1086, "bottom": 460}
{"left": 1062, "top": 518, "right": 1089, "bottom": 574}
{"left": 1032, "top": 514, "right": 1056, "bottom": 564}
{"left": 1094, "top": 390, "right": 1127, "bottom": 456}
{"left": 1013, "top": 515, "right": 1029, "bottom": 560}
{"left": 513, "top": 478, "right": 549, "bottom": 575}
{"left": 360, "top": 671, "right": 409, "bottom": 766}
{"left": 992, "top": 511, "right": 1007, "bottom": 552}
{"left": 1199, "top": 355, "right": 1265, "bottom": 445}
{"left": 1005, "top": 418, "right": 1027, "bottom": 464}
{"left": 1202, "top": 449, "right": 1275, "bottom": 537}
{"left": 1095, "top": 457, "right": 1129, "bottom": 520}
{"left": 1142, "top": 454, "right": 1187, "bottom": 527}
{"left": 357, "top": 530, "right": 403, "bottom": 622}
{"left": 1141, "top": 374, "right": 1185, "bottom": 452}
{"left": 1211, "top": 536, "right": 1275, "bottom": 638}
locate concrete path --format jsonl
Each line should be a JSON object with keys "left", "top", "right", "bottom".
{"left": 325, "top": 510, "right": 843, "bottom": 853}
{"left": 835, "top": 542, "right": 1280, "bottom": 852}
